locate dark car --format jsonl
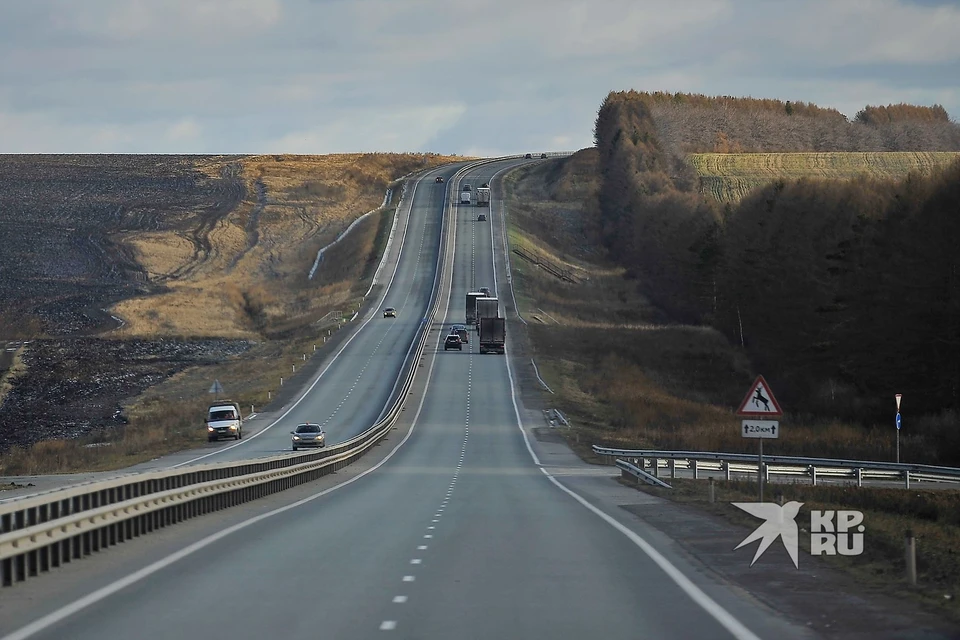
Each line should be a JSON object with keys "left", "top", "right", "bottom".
{"left": 452, "top": 324, "right": 469, "bottom": 343}
{"left": 291, "top": 423, "right": 326, "bottom": 451}
{"left": 477, "top": 213, "right": 486, "bottom": 222}
{"left": 479, "top": 287, "right": 491, "bottom": 296}
{"left": 524, "top": 153, "right": 532, "bottom": 159}
{"left": 541, "top": 153, "right": 547, "bottom": 159}
{"left": 383, "top": 307, "right": 396, "bottom": 318}
{"left": 444, "top": 334, "right": 462, "bottom": 351}
{"left": 435, "top": 176, "right": 444, "bottom": 183}
{"left": 481, "top": 182, "right": 489, "bottom": 188}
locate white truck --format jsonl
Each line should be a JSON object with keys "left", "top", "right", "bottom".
{"left": 460, "top": 184, "right": 471, "bottom": 204}
{"left": 206, "top": 401, "right": 243, "bottom": 441}
{"left": 475, "top": 187, "right": 490, "bottom": 207}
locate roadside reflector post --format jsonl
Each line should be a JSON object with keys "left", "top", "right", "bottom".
{"left": 708, "top": 477, "right": 715, "bottom": 504}
{"left": 810, "top": 466, "right": 818, "bottom": 486}
{"left": 292, "top": 365, "right": 296, "bottom": 373}
{"left": 314, "top": 344, "right": 317, "bottom": 352}
{"left": 280, "top": 377, "right": 283, "bottom": 386}
{"left": 250, "top": 405, "right": 254, "bottom": 415}
{"left": 692, "top": 459, "right": 699, "bottom": 480}
{"left": 724, "top": 460, "right": 731, "bottom": 481}
{"left": 904, "top": 470, "right": 911, "bottom": 489}
{"left": 905, "top": 529, "right": 917, "bottom": 586}
{"left": 856, "top": 468, "right": 863, "bottom": 487}
{"left": 303, "top": 354, "right": 306, "bottom": 361}
{"left": 268, "top": 391, "right": 271, "bottom": 400}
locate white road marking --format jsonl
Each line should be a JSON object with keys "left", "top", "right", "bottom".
{"left": 427, "top": 526, "right": 435, "bottom": 530}
{"left": 423, "top": 535, "right": 432, "bottom": 539}
{"left": 403, "top": 576, "right": 415, "bottom": 582}
{"left": 418, "top": 545, "right": 428, "bottom": 550}
{"left": 393, "top": 596, "right": 408, "bottom": 604}
{"left": 380, "top": 621, "right": 397, "bottom": 631}
{"left": 410, "top": 559, "right": 422, "bottom": 565}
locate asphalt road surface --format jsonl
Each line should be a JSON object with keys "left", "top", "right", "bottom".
{"left": 0, "top": 160, "right": 820, "bottom": 640}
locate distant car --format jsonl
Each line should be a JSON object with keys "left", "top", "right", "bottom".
{"left": 435, "top": 176, "right": 444, "bottom": 183}
{"left": 444, "top": 334, "right": 463, "bottom": 351}
{"left": 291, "top": 423, "right": 325, "bottom": 451}
{"left": 524, "top": 153, "right": 532, "bottom": 159}
{"left": 541, "top": 153, "right": 547, "bottom": 159}
{"left": 453, "top": 326, "right": 469, "bottom": 343}
{"left": 477, "top": 213, "right": 486, "bottom": 222}
{"left": 479, "top": 287, "right": 491, "bottom": 296}
{"left": 383, "top": 307, "right": 396, "bottom": 318}
{"left": 481, "top": 182, "right": 489, "bottom": 188}
{"left": 463, "top": 184, "right": 471, "bottom": 191}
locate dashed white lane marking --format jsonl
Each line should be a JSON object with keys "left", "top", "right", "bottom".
{"left": 410, "top": 559, "right": 422, "bottom": 565}
{"left": 380, "top": 621, "right": 397, "bottom": 631}
{"left": 423, "top": 534, "right": 432, "bottom": 539}
{"left": 418, "top": 545, "right": 428, "bottom": 550}
{"left": 393, "top": 596, "right": 408, "bottom": 604}
{"left": 403, "top": 576, "right": 415, "bottom": 582}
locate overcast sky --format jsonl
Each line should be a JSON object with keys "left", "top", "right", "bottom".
{"left": 1, "top": 0, "right": 958, "bottom": 155}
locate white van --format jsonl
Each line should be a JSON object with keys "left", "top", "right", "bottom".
{"left": 206, "top": 401, "right": 243, "bottom": 441}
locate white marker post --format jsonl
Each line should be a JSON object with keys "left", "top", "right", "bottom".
{"left": 895, "top": 394, "right": 902, "bottom": 463}
{"left": 736, "top": 376, "right": 784, "bottom": 502}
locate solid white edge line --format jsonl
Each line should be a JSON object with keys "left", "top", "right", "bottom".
{"left": 0, "top": 164, "right": 463, "bottom": 640}
{"left": 170, "top": 177, "right": 424, "bottom": 468}
{"left": 496, "top": 183, "right": 762, "bottom": 640}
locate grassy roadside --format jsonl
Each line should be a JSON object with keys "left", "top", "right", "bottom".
{"left": 630, "top": 477, "right": 960, "bottom": 621}
{"left": 501, "top": 150, "right": 960, "bottom": 621}
{"left": 0, "top": 176, "right": 407, "bottom": 475}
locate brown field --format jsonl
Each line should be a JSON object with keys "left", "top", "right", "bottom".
{"left": 689, "top": 151, "right": 960, "bottom": 202}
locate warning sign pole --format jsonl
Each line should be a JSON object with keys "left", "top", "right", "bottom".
{"left": 758, "top": 438, "right": 763, "bottom": 502}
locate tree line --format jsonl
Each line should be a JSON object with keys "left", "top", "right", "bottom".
{"left": 594, "top": 91, "right": 960, "bottom": 460}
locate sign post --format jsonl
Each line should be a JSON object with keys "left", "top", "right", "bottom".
{"left": 209, "top": 379, "right": 224, "bottom": 401}
{"left": 895, "top": 394, "right": 902, "bottom": 463}
{"left": 737, "top": 376, "right": 784, "bottom": 501}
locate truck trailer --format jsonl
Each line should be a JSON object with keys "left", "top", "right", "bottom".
{"left": 465, "top": 292, "right": 485, "bottom": 325}
{"left": 475, "top": 296, "right": 499, "bottom": 330}
{"left": 479, "top": 317, "right": 505, "bottom": 354}
{"left": 475, "top": 187, "right": 490, "bottom": 206}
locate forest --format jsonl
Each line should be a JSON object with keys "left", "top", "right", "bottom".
{"left": 593, "top": 91, "right": 960, "bottom": 458}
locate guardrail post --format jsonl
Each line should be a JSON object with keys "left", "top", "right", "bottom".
{"left": 857, "top": 468, "right": 863, "bottom": 488}
{"left": 905, "top": 529, "right": 917, "bottom": 586}
{"left": 724, "top": 461, "right": 731, "bottom": 481}
{"left": 669, "top": 459, "right": 676, "bottom": 480}
{"left": 708, "top": 477, "right": 715, "bottom": 504}
{"left": 651, "top": 459, "right": 659, "bottom": 479}
{"left": 692, "top": 459, "right": 699, "bottom": 480}
{"left": 904, "top": 470, "right": 911, "bottom": 489}
{"left": 810, "top": 466, "right": 818, "bottom": 486}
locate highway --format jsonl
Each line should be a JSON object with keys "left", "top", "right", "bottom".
{"left": 0, "top": 160, "right": 820, "bottom": 640}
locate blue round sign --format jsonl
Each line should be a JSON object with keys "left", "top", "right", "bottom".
{"left": 896, "top": 412, "right": 902, "bottom": 430}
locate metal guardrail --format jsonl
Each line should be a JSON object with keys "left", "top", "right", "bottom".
{"left": 0, "top": 157, "right": 501, "bottom": 588}
{"left": 617, "top": 459, "right": 672, "bottom": 489}
{"left": 593, "top": 446, "right": 960, "bottom": 489}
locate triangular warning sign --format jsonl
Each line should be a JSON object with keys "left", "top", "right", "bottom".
{"left": 209, "top": 379, "right": 224, "bottom": 394}
{"left": 736, "top": 375, "right": 783, "bottom": 417}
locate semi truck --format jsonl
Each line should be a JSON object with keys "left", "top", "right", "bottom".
{"left": 475, "top": 187, "right": 490, "bottom": 206}
{"left": 465, "top": 292, "right": 485, "bottom": 325}
{"left": 479, "top": 317, "right": 505, "bottom": 354}
{"left": 475, "top": 296, "right": 499, "bottom": 330}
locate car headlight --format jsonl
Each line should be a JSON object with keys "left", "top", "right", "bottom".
{"left": 229, "top": 425, "right": 237, "bottom": 430}
{"left": 315, "top": 435, "right": 324, "bottom": 441}
{"left": 207, "top": 427, "right": 214, "bottom": 432}
{"left": 293, "top": 435, "right": 301, "bottom": 440}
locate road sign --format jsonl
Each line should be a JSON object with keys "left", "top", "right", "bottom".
{"left": 742, "top": 420, "right": 779, "bottom": 439}
{"left": 736, "top": 375, "right": 783, "bottom": 417}
{"left": 895, "top": 394, "right": 902, "bottom": 411}
{"left": 208, "top": 379, "right": 224, "bottom": 395}
{"left": 896, "top": 412, "right": 901, "bottom": 430}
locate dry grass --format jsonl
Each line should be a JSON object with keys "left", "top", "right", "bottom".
{"left": 0, "top": 346, "right": 27, "bottom": 409}
{"left": 504, "top": 151, "right": 925, "bottom": 462}
{"left": 690, "top": 151, "right": 960, "bottom": 202}
{"left": 112, "top": 153, "right": 458, "bottom": 338}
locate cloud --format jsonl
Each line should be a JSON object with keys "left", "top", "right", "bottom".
{"left": 0, "top": 0, "right": 957, "bottom": 154}
{"left": 265, "top": 104, "right": 468, "bottom": 154}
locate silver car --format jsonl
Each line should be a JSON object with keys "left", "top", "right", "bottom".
{"left": 291, "top": 423, "right": 326, "bottom": 451}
